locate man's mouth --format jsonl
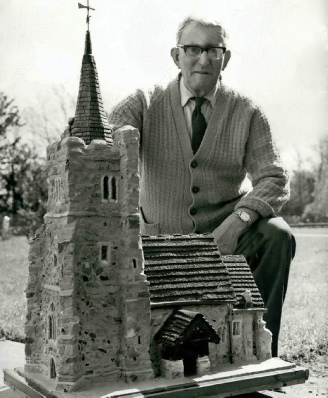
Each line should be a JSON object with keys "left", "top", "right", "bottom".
{"left": 193, "top": 71, "right": 211, "bottom": 75}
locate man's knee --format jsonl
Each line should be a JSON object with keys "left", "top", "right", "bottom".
{"left": 256, "top": 217, "right": 296, "bottom": 259}
{"left": 235, "top": 216, "right": 296, "bottom": 260}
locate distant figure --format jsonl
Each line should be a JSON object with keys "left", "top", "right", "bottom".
{"left": 2, "top": 215, "right": 11, "bottom": 240}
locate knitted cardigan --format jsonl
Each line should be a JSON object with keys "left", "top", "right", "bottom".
{"left": 108, "top": 77, "right": 290, "bottom": 235}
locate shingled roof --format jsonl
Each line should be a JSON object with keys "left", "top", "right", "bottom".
{"left": 221, "top": 255, "right": 265, "bottom": 309}
{"left": 71, "top": 31, "right": 113, "bottom": 145}
{"left": 154, "top": 309, "right": 220, "bottom": 346}
{"left": 142, "top": 235, "right": 236, "bottom": 306}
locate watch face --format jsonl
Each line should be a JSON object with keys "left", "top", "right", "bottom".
{"left": 240, "top": 212, "right": 250, "bottom": 222}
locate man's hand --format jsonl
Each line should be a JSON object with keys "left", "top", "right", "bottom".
{"left": 210, "top": 214, "right": 248, "bottom": 255}
{"left": 210, "top": 209, "right": 259, "bottom": 255}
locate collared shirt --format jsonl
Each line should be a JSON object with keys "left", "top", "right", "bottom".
{"left": 180, "top": 77, "right": 218, "bottom": 138}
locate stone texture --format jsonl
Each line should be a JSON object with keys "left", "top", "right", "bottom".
{"left": 160, "top": 359, "right": 184, "bottom": 379}
{"left": 196, "top": 356, "right": 210, "bottom": 376}
{"left": 25, "top": 128, "right": 154, "bottom": 390}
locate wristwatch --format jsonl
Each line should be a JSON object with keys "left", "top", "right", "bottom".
{"left": 233, "top": 210, "right": 252, "bottom": 226}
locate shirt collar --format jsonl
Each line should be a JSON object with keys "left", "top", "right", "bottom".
{"left": 180, "top": 77, "right": 218, "bottom": 108}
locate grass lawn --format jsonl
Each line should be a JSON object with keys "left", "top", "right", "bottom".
{"left": 280, "top": 227, "right": 328, "bottom": 376}
{"left": 0, "top": 236, "right": 29, "bottom": 342}
{"left": 0, "top": 229, "right": 327, "bottom": 376}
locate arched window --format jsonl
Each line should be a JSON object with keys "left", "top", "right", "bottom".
{"left": 101, "top": 245, "right": 108, "bottom": 261}
{"left": 111, "top": 177, "right": 117, "bottom": 200}
{"left": 99, "top": 242, "right": 111, "bottom": 263}
{"left": 52, "top": 317, "right": 56, "bottom": 340}
{"left": 54, "top": 178, "right": 61, "bottom": 201}
{"left": 232, "top": 321, "right": 241, "bottom": 336}
{"left": 50, "top": 358, "right": 56, "bottom": 379}
{"left": 54, "top": 180, "right": 57, "bottom": 201}
{"left": 102, "top": 176, "right": 118, "bottom": 202}
{"left": 48, "top": 315, "right": 57, "bottom": 340}
{"left": 103, "top": 176, "right": 109, "bottom": 200}
{"left": 48, "top": 315, "right": 53, "bottom": 339}
{"left": 48, "top": 303, "right": 56, "bottom": 340}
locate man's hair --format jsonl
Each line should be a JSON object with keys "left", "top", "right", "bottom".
{"left": 176, "top": 16, "right": 229, "bottom": 45}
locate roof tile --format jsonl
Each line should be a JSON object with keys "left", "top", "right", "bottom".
{"left": 221, "top": 255, "right": 265, "bottom": 308}
{"left": 142, "top": 235, "right": 265, "bottom": 309}
{"left": 154, "top": 309, "right": 220, "bottom": 346}
{"left": 142, "top": 235, "right": 236, "bottom": 305}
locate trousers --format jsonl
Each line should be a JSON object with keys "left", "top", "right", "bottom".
{"left": 234, "top": 217, "right": 296, "bottom": 357}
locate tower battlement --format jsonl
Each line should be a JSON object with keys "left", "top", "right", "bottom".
{"left": 25, "top": 127, "right": 153, "bottom": 391}
{"left": 45, "top": 127, "right": 140, "bottom": 219}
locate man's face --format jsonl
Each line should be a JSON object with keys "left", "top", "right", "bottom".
{"left": 171, "top": 23, "right": 231, "bottom": 97}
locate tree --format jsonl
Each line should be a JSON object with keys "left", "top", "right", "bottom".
{"left": 279, "top": 150, "right": 317, "bottom": 219}
{"left": 302, "top": 137, "right": 328, "bottom": 222}
{"left": 0, "top": 92, "right": 48, "bottom": 236}
{"left": 280, "top": 169, "right": 316, "bottom": 217}
{"left": 23, "top": 85, "right": 76, "bottom": 152}
{"left": 0, "top": 92, "right": 24, "bottom": 156}
{"left": 17, "top": 154, "right": 48, "bottom": 238}
{"left": 0, "top": 138, "right": 48, "bottom": 234}
{"left": 0, "top": 92, "right": 24, "bottom": 216}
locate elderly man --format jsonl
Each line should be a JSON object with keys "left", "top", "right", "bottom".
{"left": 107, "top": 16, "right": 295, "bottom": 357}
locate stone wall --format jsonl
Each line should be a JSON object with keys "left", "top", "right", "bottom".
{"left": 26, "top": 126, "right": 153, "bottom": 391}
{"left": 113, "top": 127, "right": 153, "bottom": 382}
{"left": 228, "top": 310, "right": 270, "bottom": 363}
{"left": 25, "top": 226, "right": 45, "bottom": 374}
{"left": 254, "top": 317, "right": 272, "bottom": 360}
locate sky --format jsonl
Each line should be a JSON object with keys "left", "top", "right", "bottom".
{"left": 0, "top": 0, "right": 327, "bottom": 171}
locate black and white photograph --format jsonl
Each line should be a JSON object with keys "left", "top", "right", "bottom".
{"left": 0, "top": 1, "right": 327, "bottom": 397}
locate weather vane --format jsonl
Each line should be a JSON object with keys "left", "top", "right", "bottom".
{"left": 78, "top": 0, "right": 95, "bottom": 31}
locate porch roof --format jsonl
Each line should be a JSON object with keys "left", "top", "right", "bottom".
{"left": 154, "top": 309, "right": 220, "bottom": 346}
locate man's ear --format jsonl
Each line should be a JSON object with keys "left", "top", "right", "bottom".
{"left": 170, "top": 47, "right": 180, "bottom": 68}
{"left": 222, "top": 49, "right": 231, "bottom": 70}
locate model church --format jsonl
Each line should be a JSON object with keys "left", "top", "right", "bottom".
{"left": 24, "top": 29, "right": 272, "bottom": 393}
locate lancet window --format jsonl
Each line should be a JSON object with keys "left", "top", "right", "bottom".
{"left": 102, "top": 175, "right": 118, "bottom": 202}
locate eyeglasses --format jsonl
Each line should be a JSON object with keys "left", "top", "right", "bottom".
{"left": 177, "top": 45, "right": 226, "bottom": 60}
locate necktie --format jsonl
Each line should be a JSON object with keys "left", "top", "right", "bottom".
{"left": 191, "top": 97, "right": 207, "bottom": 154}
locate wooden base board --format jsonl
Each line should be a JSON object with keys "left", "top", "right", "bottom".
{"left": 0, "top": 388, "right": 301, "bottom": 398}
{"left": 4, "top": 358, "right": 309, "bottom": 398}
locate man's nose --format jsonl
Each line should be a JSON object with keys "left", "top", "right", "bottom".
{"left": 198, "top": 50, "right": 210, "bottom": 66}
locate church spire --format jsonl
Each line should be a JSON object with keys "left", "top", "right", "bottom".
{"left": 71, "top": 3, "right": 113, "bottom": 145}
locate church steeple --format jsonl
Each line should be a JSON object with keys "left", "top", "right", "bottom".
{"left": 71, "top": 29, "right": 113, "bottom": 145}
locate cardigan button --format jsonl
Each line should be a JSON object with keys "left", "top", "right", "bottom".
{"left": 190, "top": 208, "right": 197, "bottom": 216}
{"left": 190, "top": 161, "right": 198, "bottom": 168}
{"left": 192, "top": 186, "right": 200, "bottom": 193}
